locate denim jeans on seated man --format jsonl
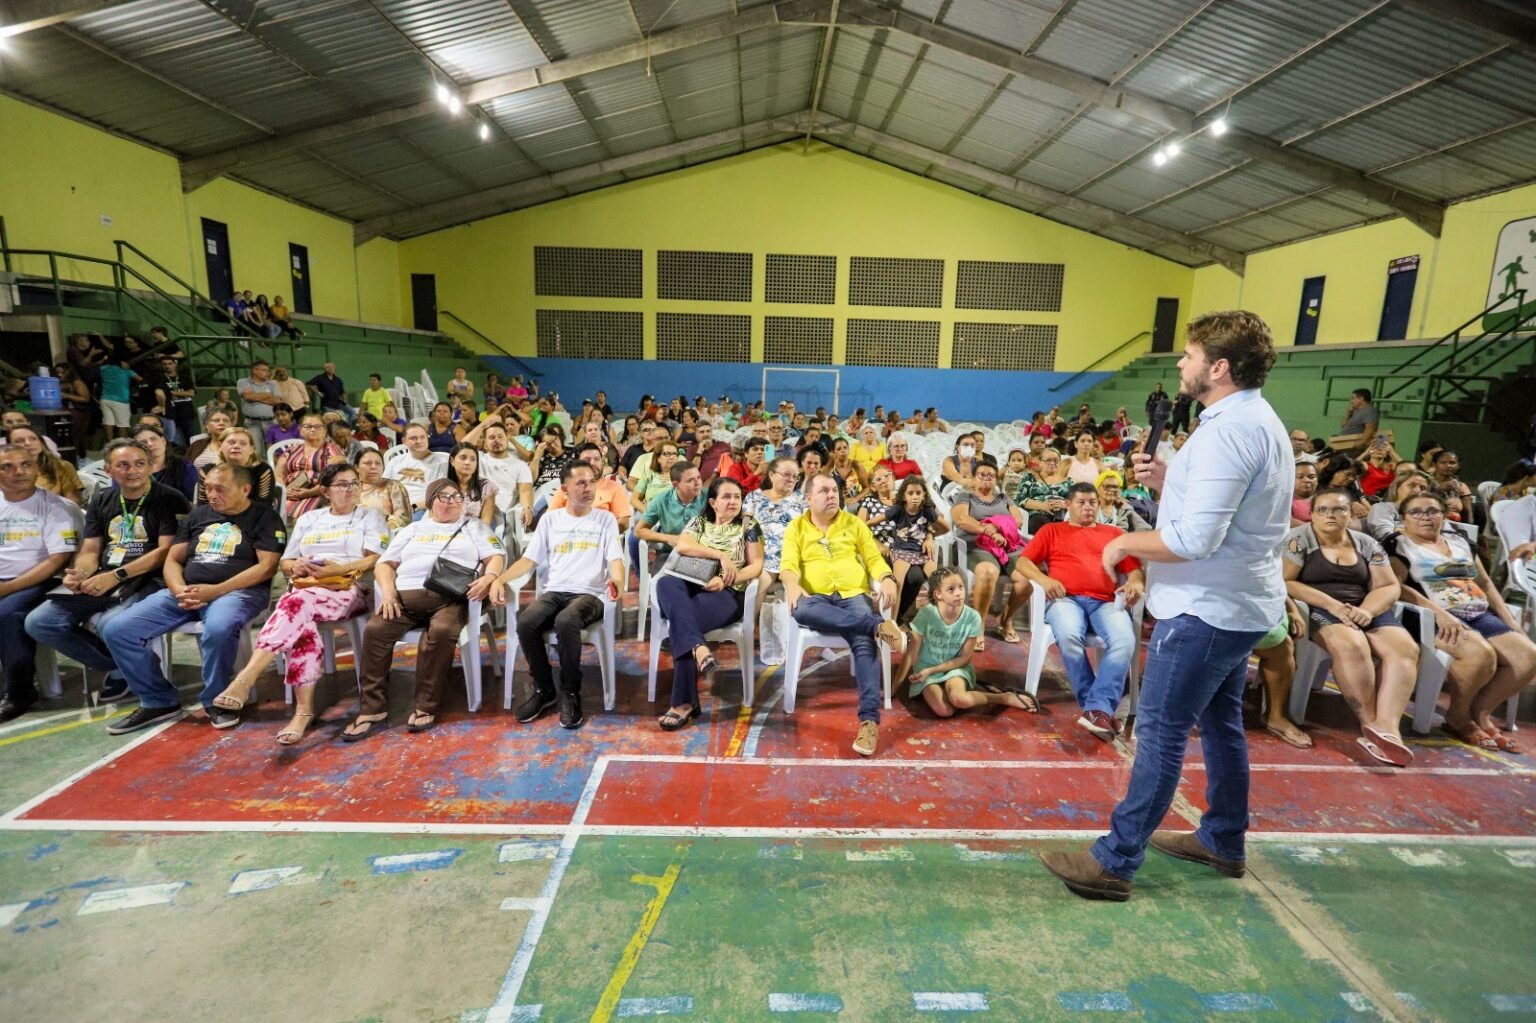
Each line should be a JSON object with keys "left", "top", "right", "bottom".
{"left": 790, "top": 593, "right": 886, "bottom": 723}
{"left": 1043, "top": 595, "right": 1136, "bottom": 717}
{"left": 0, "top": 586, "right": 52, "bottom": 708}
{"left": 100, "top": 585, "right": 271, "bottom": 711}
{"left": 1090, "top": 614, "right": 1265, "bottom": 879}
{"left": 24, "top": 593, "right": 150, "bottom": 682}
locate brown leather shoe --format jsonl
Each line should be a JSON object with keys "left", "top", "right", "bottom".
{"left": 1038, "top": 849, "right": 1132, "bottom": 902}
{"left": 1150, "top": 830, "right": 1246, "bottom": 878}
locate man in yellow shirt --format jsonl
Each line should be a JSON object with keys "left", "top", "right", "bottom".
{"left": 781, "top": 472, "right": 904, "bottom": 756}
{"left": 360, "top": 373, "right": 391, "bottom": 420}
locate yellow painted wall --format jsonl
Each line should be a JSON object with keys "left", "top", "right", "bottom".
{"left": 183, "top": 178, "right": 361, "bottom": 320}
{"left": 1421, "top": 180, "right": 1536, "bottom": 335}
{"left": 0, "top": 93, "right": 191, "bottom": 286}
{"left": 355, "top": 238, "right": 403, "bottom": 327}
{"left": 396, "top": 142, "right": 1195, "bottom": 370}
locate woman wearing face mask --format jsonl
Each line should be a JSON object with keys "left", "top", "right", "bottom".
{"left": 942, "top": 436, "right": 980, "bottom": 496}
{"left": 1065, "top": 430, "right": 1105, "bottom": 486}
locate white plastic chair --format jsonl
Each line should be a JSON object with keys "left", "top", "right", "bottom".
{"left": 279, "top": 605, "right": 370, "bottom": 705}
{"left": 379, "top": 590, "right": 496, "bottom": 713}
{"left": 267, "top": 437, "right": 303, "bottom": 473}
{"left": 780, "top": 600, "right": 893, "bottom": 714}
{"left": 382, "top": 444, "right": 411, "bottom": 468}
{"left": 501, "top": 576, "right": 618, "bottom": 711}
{"left": 630, "top": 528, "right": 661, "bottom": 641}
{"left": 418, "top": 370, "right": 439, "bottom": 406}
{"left": 1023, "top": 580, "right": 1146, "bottom": 716}
{"left": 1287, "top": 599, "right": 1451, "bottom": 735}
{"left": 158, "top": 618, "right": 260, "bottom": 683}
{"left": 647, "top": 577, "right": 759, "bottom": 706}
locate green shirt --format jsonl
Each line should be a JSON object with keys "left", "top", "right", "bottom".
{"left": 641, "top": 488, "right": 706, "bottom": 553}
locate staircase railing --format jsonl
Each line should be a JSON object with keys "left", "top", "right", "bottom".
{"left": 440, "top": 309, "right": 540, "bottom": 379}
{"left": 1049, "top": 330, "right": 1151, "bottom": 393}
{"left": 113, "top": 239, "right": 255, "bottom": 339}
{"left": 1376, "top": 289, "right": 1527, "bottom": 401}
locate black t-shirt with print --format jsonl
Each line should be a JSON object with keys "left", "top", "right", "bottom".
{"left": 175, "top": 501, "right": 286, "bottom": 585}
{"left": 84, "top": 481, "right": 189, "bottom": 563}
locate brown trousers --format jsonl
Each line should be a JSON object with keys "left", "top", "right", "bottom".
{"left": 357, "top": 589, "right": 466, "bottom": 716}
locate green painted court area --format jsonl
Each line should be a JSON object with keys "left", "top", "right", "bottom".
{"left": 4, "top": 825, "right": 1533, "bottom": 1022}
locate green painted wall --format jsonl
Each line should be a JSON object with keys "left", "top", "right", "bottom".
{"left": 395, "top": 142, "right": 1196, "bottom": 371}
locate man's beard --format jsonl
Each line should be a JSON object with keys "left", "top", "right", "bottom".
{"left": 1179, "top": 373, "right": 1210, "bottom": 403}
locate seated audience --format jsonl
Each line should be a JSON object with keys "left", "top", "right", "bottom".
{"left": 552, "top": 443, "right": 632, "bottom": 529}
{"left": 630, "top": 440, "right": 681, "bottom": 517}
{"left": 950, "top": 462, "right": 1029, "bottom": 647}
{"left": 530, "top": 426, "right": 575, "bottom": 492}
{"left": 634, "top": 461, "right": 704, "bottom": 574}
{"left": 654, "top": 476, "right": 764, "bottom": 730}
{"left": 25, "top": 438, "right": 187, "bottom": 707}
{"left": 880, "top": 476, "right": 948, "bottom": 625}
{"left": 194, "top": 428, "right": 277, "bottom": 508}
{"left": 1283, "top": 489, "right": 1419, "bottom": 767}
{"left": 425, "top": 402, "right": 462, "bottom": 453}
{"left": 1016, "top": 447, "right": 1072, "bottom": 533}
{"left": 474, "top": 421, "right": 534, "bottom": 532}
{"left": 1018, "top": 483, "right": 1144, "bottom": 738}
{"left": 1365, "top": 470, "right": 1433, "bottom": 541}
{"left": 1356, "top": 438, "right": 1396, "bottom": 498}
{"left": 133, "top": 422, "right": 198, "bottom": 501}
{"left": 941, "top": 434, "right": 981, "bottom": 496}
{"left": 1392, "top": 493, "right": 1535, "bottom": 754}
{"left": 1096, "top": 471, "right": 1151, "bottom": 532}
{"left": 1250, "top": 598, "right": 1312, "bottom": 748}
{"left": 6, "top": 426, "right": 83, "bottom": 504}
{"left": 780, "top": 472, "right": 904, "bottom": 756}
{"left": 353, "top": 411, "right": 390, "bottom": 452}
{"left": 494, "top": 462, "right": 623, "bottom": 730}
{"left": 1329, "top": 387, "right": 1379, "bottom": 454}
{"left": 102, "top": 464, "right": 283, "bottom": 734}
{"left": 895, "top": 567, "right": 1036, "bottom": 718}
{"left": 827, "top": 437, "right": 866, "bottom": 502}
{"left": 265, "top": 403, "right": 301, "bottom": 447}
{"left": 1291, "top": 460, "right": 1319, "bottom": 526}
{"left": 0, "top": 445, "right": 82, "bottom": 721}
{"left": 344, "top": 478, "right": 504, "bottom": 741}
{"left": 878, "top": 433, "right": 921, "bottom": 482}
{"left": 355, "top": 448, "right": 413, "bottom": 530}
{"left": 213, "top": 462, "right": 387, "bottom": 742}
{"left": 1066, "top": 431, "right": 1105, "bottom": 486}
{"left": 385, "top": 423, "right": 448, "bottom": 509}
{"left": 187, "top": 410, "right": 233, "bottom": 470}
{"left": 744, "top": 458, "right": 807, "bottom": 609}
{"left": 851, "top": 423, "right": 886, "bottom": 478}
{"left": 1290, "top": 429, "right": 1317, "bottom": 464}
{"left": 283, "top": 413, "right": 346, "bottom": 520}
{"left": 721, "top": 437, "right": 768, "bottom": 492}
{"left": 1428, "top": 449, "right": 1474, "bottom": 522}
{"left": 445, "top": 443, "right": 499, "bottom": 527}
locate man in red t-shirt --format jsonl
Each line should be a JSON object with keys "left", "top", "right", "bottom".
{"left": 720, "top": 437, "right": 768, "bottom": 492}
{"left": 1019, "top": 483, "right": 1145, "bottom": 740}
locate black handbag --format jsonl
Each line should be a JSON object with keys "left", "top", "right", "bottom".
{"left": 424, "top": 522, "right": 479, "bottom": 602}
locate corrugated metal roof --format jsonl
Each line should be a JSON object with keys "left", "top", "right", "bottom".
{"left": 3, "top": 0, "right": 1534, "bottom": 256}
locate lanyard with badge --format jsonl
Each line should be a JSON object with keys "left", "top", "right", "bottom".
{"left": 107, "top": 490, "right": 147, "bottom": 567}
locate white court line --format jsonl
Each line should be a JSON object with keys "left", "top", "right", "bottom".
{"left": 0, "top": 817, "right": 569, "bottom": 835}
{"left": 0, "top": 713, "right": 182, "bottom": 822}
{"left": 486, "top": 754, "right": 610, "bottom": 1023}
{"left": 0, "top": 704, "right": 113, "bottom": 737}
{"left": 741, "top": 680, "right": 781, "bottom": 758}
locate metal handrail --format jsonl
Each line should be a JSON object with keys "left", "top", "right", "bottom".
{"left": 1049, "top": 330, "right": 1151, "bottom": 393}
{"left": 114, "top": 238, "right": 255, "bottom": 338}
{"left": 439, "top": 309, "right": 540, "bottom": 378}
{"left": 1, "top": 246, "right": 233, "bottom": 339}
{"left": 1381, "top": 288, "right": 1526, "bottom": 388}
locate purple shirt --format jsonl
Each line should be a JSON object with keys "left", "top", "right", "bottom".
{"left": 265, "top": 421, "right": 301, "bottom": 447}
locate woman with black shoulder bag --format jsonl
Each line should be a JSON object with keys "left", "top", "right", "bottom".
{"left": 344, "top": 478, "right": 503, "bottom": 741}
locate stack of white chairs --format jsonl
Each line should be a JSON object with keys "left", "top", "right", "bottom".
{"left": 418, "top": 370, "right": 439, "bottom": 406}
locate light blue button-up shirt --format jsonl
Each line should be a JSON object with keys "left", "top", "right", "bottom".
{"left": 1146, "top": 387, "right": 1292, "bottom": 632}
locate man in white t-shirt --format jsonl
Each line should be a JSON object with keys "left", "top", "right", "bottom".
{"left": 385, "top": 423, "right": 447, "bottom": 509}
{"left": 476, "top": 422, "right": 534, "bottom": 529}
{"left": 493, "top": 461, "right": 622, "bottom": 730}
{"left": 0, "top": 443, "right": 81, "bottom": 721}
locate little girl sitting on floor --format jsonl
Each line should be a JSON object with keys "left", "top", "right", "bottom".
{"left": 896, "top": 567, "right": 1040, "bottom": 717}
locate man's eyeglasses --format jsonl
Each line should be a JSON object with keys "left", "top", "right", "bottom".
{"left": 435, "top": 492, "right": 465, "bottom": 504}
{"left": 329, "top": 481, "right": 361, "bottom": 490}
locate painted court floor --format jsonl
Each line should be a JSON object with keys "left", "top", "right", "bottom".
{"left": 1, "top": 602, "right": 1533, "bottom": 1022}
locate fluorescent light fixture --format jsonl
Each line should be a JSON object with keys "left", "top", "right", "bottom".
{"left": 479, "top": 121, "right": 491, "bottom": 141}
{"left": 1166, "top": 141, "right": 1182, "bottom": 157}
{"left": 1152, "top": 149, "right": 1168, "bottom": 167}
{"left": 447, "top": 94, "right": 463, "bottom": 114}
{"left": 1209, "top": 118, "right": 1228, "bottom": 136}
{"left": 435, "top": 82, "right": 450, "bottom": 104}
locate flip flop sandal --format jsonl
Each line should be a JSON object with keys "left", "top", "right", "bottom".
{"left": 696, "top": 653, "right": 718, "bottom": 681}
{"left": 1000, "top": 627, "right": 1021, "bottom": 643}
{"left": 1362, "top": 725, "right": 1414, "bottom": 766}
{"left": 1264, "top": 723, "right": 1314, "bottom": 749}
{"left": 406, "top": 712, "right": 437, "bottom": 734}
{"left": 1356, "top": 735, "right": 1398, "bottom": 767}
{"left": 1488, "top": 730, "right": 1523, "bottom": 754}
{"left": 1445, "top": 721, "right": 1499, "bottom": 751}
{"left": 341, "top": 716, "right": 387, "bottom": 743}
{"left": 275, "top": 712, "right": 314, "bottom": 746}
{"left": 1012, "top": 691, "right": 1042, "bottom": 714}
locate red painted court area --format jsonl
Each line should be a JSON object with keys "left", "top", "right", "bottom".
{"left": 15, "top": 646, "right": 1536, "bottom": 841}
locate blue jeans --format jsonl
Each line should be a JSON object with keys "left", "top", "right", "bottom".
{"left": 1043, "top": 595, "right": 1135, "bottom": 716}
{"left": 1091, "top": 614, "right": 1265, "bottom": 880}
{"left": 0, "top": 584, "right": 50, "bottom": 705}
{"left": 25, "top": 592, "right": 152, "bottom": 676}
{"left": 790, "top": 593, "right": 884, "bottom": 723}
{"left": 656, "top": 575, "right": 744, "bottom": 707}
{"left": 100, "top": 585, "right": 271, "bottom": 710}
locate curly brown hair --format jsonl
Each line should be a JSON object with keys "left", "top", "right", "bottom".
{"left": 1185, "top": 310, "right": 1277, "bottom": 389}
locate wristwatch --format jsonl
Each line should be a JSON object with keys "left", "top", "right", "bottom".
{"left": 113, "top": 568, "right": 129, "bottom": 582}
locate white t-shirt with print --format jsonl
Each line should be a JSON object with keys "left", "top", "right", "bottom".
{"left": 385, "top": 452, "right": 447, "bottom": 507}
{"left": 0, "top": 488, "right": 80, "bottom": 578}
{"left": 381, "top": 516, "right": 503, "bottom": 591}
{"left": 525, "top": 507, "right": 622, "bottom": 597}
{"left": 284, "top": 507, "right": 390, "bottom": 566}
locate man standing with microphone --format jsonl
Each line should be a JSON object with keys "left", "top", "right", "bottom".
{"left": 1039, "top": 310, "right": 1292, "bottom": 901}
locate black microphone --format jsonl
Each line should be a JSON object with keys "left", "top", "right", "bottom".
{"left": 1140, "top": 395, "right": 1173, "bottom": 465}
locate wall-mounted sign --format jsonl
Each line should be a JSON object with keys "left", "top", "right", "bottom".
{"left": 1485, "top": 216, "right": 1536, "bottom": 331}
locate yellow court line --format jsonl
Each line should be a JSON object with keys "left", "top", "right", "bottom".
{"left": 724, "top": 664, "right": 780, "bottom": 758}
{"left": 589, "top": 850, "right": 687, "bottom": 1023}
{"left": 0, "top": 710, "right": 128, "bottom": 748}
